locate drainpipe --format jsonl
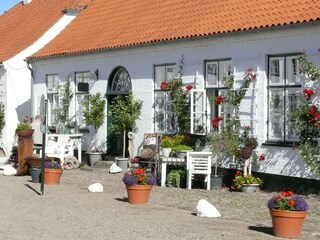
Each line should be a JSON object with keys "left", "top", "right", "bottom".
{"left": 25, "top": 59, "right": 34, "bottom": 118}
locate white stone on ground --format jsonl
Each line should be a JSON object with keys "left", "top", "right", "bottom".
{"left": 88, "top": 183, "right": 104, "bottom": 193}
{"left": 109, "top": 163, "right": 122, "bottom": 174}
{"left": 196, "top": 199, "right": 221, "bottom": 218}
{"left": 2, "top": 165, "right": 17, "bottom": 176}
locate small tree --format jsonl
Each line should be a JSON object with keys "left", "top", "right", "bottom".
{"left": 83, "top": 92, "right": 106, "bottom": 151}
{"left": 109, "top": 91, "right": 143, "bottom": 158}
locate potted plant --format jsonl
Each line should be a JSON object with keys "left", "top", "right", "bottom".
{"left": 122, "top": 167, "right": 157, "bottom": 204}
{"left": 109, "top": 91, "right": 143, "bottom": 170}
{"left": 267, "top": 191, "right": 309, "bottom": 238}
{"left": 160, "top": 135, "right": 175, "bottom": 157}
{"left": 232, "top": 170, "right": 263, "bottom": 192}
{"left": 15, "top": 123, "right": 34, "bottom": 137}
{"left": 44, "top": 160, "right": 63, "bottom": 185}
{"left": 209, "top": 129, "right": 240, "bottom": 189}
{"left": 83, "top": 92, "right": 106, "bottom": 166}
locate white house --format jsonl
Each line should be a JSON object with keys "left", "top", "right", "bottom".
{"left": 28, "top": 0, "right": 320, "bottom": 179}
{"left": 0, "top": 0, "right": 91, "bottom": 153}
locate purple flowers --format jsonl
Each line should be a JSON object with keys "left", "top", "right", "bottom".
{"left": 122, "top": 168, "right": 157, "bottom": 186}
{"left": 267, "top": 191, "right": 309, "bottom": 212}
{"left": 44, "top": 161, "right": 62, "bottom": 169}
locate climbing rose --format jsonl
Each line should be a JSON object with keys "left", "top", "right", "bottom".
{"left": 186, "top": 85, "right": 193, "bottom": 91}
{"left": 215, "top": 95, "right": 224, "bottom": 104}
{"left": 303, "top": 89, "right": 314, "bottom": 98}
{"left": 259, "top": 154, "right": 266, "bottom": 161}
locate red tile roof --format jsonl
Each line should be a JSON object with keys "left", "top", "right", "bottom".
{"left": 30, "top": 0, "right": 320, "bottom": 59}
{"left": 0, "top": 0, "right": 91, "bottom": 62}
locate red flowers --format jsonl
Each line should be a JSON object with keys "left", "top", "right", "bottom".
{"left": 215, "top": 95, "right": 224, "bottom": 104}
{"left": 259, "top": 154, "right": 266, "bottom": 161}
{"left": 235, "top": 170, "right": 241, "bottom": 175}
{"left": 212, "top": 117, "right": 223, "bottom": 128}
{"left": 134, "top": 168, "right": 145, "bottom": 175}
{"left": 186, "top": 85, "right": 193, "bottom": 91}
{"left": 303, "top": 89, "right": 314, "bottom": 98}
{"left": 288, "top": 199, "right": 295, "bottom": 206}
{"left": 246, "top": 68, "right": 256, "bottom": 80}
{"left": 160, "top": 81, "right": 168, "bottom": 90}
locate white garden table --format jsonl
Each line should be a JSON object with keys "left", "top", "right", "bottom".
{"left": 159, "top": 156, "right": 185, "bottom": 187}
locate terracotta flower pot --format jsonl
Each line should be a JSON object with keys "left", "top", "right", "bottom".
{"left": 16, "top": 129, "right": 34, "bottom": 138}
{"left": 270, "top": 209, "right": 307, "bottom": 238}
{"left": 126, "top": 185, "right": 152, "bottom": 204}
{"left": 44, "top": 168, "right": 63, "bottom": 185}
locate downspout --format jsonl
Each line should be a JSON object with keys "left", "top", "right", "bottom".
{"left": 25, "top": 59, "right": 34, "bottom": 118}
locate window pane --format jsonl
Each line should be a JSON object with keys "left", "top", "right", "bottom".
{"left": 166, "top": 66, "right": 175, "bottom": 80}
{"left": 269, "top": 58, "right": 284, "bottom": 85}
{"left": 286, "top": 88, "right": 300, "bottom": 141}
{"left": 206, "top": 62, "right": 218, "bottom": 87}
{"left": 155, "top": 66, "right": 165, "bottom": 89}
{"left": 191, "top": 90, "right": 206, "bottom": 134}
{"left": 269, "top": 89, "right": 284, "bottom": 140}
{"left": 286, "top": 56, "right": 300, "bottom": 85}
{"left": 154, "top": 91, "right": 175, "bottom": 133}
{"left": 47, "top": 74, "right": 59, "bottom": 93}
{"left": 154, "top": 91, "right": 166, "bottom": 132}
{"left": 219, "top": 61, "right": 231, "bottom": 88}
{"left": 76, "top": 94, "right": 89, "bottom": 128}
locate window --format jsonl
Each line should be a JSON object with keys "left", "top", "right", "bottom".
{"left": 268, "top": 55, "right": 301, "bottom": 142}
{"left": 46, "top": 74, "right": 59, "bottom": 126}
{"left": 205, "top": 59, "right": 232, "bottom": 132}
{"left": 75, "top": 72, "right": 90, "bottom": 128}
{"left": 154, "top": 64, "right": 176, "bottom": 133}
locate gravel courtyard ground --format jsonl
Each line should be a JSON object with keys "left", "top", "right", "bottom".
{"left": 0, "top": 167, "right": 319, "bottom": 240}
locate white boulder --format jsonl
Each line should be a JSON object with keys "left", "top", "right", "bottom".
{"left": 2, "top": 165, "right": 17, "bottom": 176}
{"left": 88, "top": 183, "right": 104, "bottom": 193}
{"left": 196, "top": 199, "right": 221, "bottom": 218}
{"left": 109, "top": 163, "right": 122, "bottom": 174}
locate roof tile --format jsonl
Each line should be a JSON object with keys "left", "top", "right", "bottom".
{"left": 0, "top": 0, "right": 92, "bottom": 62}
{"left": 30, "top": 0, "right": 320, "bottom": 59}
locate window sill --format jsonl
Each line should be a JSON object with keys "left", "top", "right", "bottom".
{"left": 262, "top": 141, "right": 298, "bottom": 148}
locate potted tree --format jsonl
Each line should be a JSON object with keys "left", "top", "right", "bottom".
{"left": 83, "top": 92, "right": 106, "bottom": 166}
{"left": 209, "top": 129, "right": 240, "bottom": 189}
{"left": 109, "top": 91, "right": 143, "bottom": 171}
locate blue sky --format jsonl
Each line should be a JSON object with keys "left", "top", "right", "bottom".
{"left": 0, "top": 0, "right": 20, "bottom": 14}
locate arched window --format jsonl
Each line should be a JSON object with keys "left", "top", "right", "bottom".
{"left": 108, "top": 67, "right": 132, "bottom": 94}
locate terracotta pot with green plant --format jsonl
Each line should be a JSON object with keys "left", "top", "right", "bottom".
{"left": 109, "top": 91, "right": 143, "bottom": 170}
{"left": 83, "top": 92, "right": 106, "bottom": 166}
{"left": 15, "top": 123, "right": 34, "bottom": 137}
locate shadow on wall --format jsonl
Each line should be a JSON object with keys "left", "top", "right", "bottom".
{"left": 16, "top": 99, "right": 31, "bottom": 122}
{"left": 258, "top": 146, "right": 318, "bottom": 179}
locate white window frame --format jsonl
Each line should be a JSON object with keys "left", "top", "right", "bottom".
{"left": 205, "top": 59, "right": 232, "bottom": 132}
{"left": 46, "top": 74, "right": 59, "bottom": 126}
{"left": 75, "top": 72, "right": 90, "bottom": 128}
{"left": 154, "top": 64, "right": 176, "bottom": 133}
{"left": 267, "top": 54, "right": 301, "bottom": 142}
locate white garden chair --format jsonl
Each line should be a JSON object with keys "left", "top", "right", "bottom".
{"left": 186, "top": 152, "right": 212, "bottom": 190}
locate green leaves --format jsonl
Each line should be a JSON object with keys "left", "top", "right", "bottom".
{"left": 108, "top": 91, "right": 143, "bottom": 134}
{"left": 83, "top": 92, "right": 106, "bottom": 130}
